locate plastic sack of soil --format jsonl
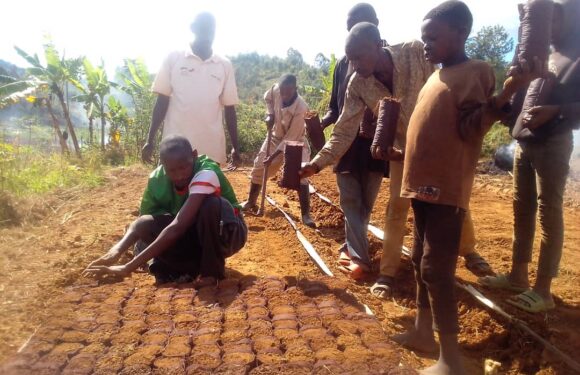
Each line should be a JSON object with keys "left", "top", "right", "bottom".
{"left": 279, "top": 142, "right": 303, "bottom": 190}
{"left": 304, "top": 111, "right": 326, "bottom": 152}
{"left": 512, "top": 72, "right": 556, "bottom": 139}
{"left": 515, "top": 0, "right": 554, "bottom": 69}
{"left": 359, "top": 108, "right": 377, "bottom": 139}
{"left": 372, "top": 97, "right": 400, "bottom": 153}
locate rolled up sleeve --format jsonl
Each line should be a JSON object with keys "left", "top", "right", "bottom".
{"left": 152, "top": 53, "right": 174, "bottom": 96}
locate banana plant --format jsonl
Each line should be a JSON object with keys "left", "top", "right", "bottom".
{"left": 72, "top": 59, "right": 112, "bottom": 149}
{"left": 0, "top": 74, "right": 69, "bottom": 154}
{"left": 106, "top": 96, "right": 129, "bottom": 146}
{"left": 14, "top": 41, "right": 83, "bottom": 158}
{"left": 117, "top": 59, "right": 155, "bottom": 157}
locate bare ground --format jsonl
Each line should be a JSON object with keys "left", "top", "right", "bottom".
{"left": 0, "top": 163, "right": 579, "bottom": 374}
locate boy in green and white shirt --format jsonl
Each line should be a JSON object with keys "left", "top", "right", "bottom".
{"left": 84, "top": 136, "right": 247, "bottom": 284}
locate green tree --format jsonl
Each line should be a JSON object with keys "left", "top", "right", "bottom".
{"left": 0, "top": 72, "right": 69, "bottom": 154}
{"left": 116, "top": 59, "right": 156, "bottom": 159}
{"left": 314, "top": 53, "right": 331, "bottom": 73}
{"left": 466, "top": 25, "right": 514, "bottom": 90}
{"left": 72, "top": 59, "right": 113, "bottom": 149}
{"left": 14, "top": 41, "right": 84, "bottom": 157}
{"left": 106, "top": 96, "right": 129, "bottom": 144}
{"left": 287, "top": 48, "right": 304, "bottom": 67}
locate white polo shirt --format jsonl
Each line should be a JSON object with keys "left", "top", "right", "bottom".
{"left": 152, "top": 49, "right": 239, "bottom": 165}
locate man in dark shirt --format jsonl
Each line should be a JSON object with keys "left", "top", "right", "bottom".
{"left": 319, "top": 3, "right": 388, "bottom": 278}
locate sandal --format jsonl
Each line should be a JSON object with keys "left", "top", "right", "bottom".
{"left": 506, "top": 290, "right": 555, "bottom": 313}
{"left": 337, "top": 250, "right": 351, "bottom": 267}
{"left": 338, "top": 261, "right": 369, "bottom": 281}
{"left": 477, "top": 273, "right": 528, "bottom": 293}
{"left": 370, "top": 275, "right": 395, "bottom": 300}
{"left": 464, "top": 252, "right": 494, "bottom": 277}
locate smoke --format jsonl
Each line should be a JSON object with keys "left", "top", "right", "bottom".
{"left": 493, "top": 131, "right": 580, "bottom": 177}
{"left": 494, "top": 141, "right": 517, "bottom": 171}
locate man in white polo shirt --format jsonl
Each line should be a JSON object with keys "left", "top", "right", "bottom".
{"left": 142, "top": 12, "right": 241, "bottom": 167}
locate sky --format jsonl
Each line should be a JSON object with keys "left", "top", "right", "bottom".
{"left": 1, "top": 0, "right": 523, "bottom": 74}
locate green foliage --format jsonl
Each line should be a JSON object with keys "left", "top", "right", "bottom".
{"left": 14, "top": 40, "right": 84, "bottom": 156}
{"left": 481, "top": 122, "right": 512, "bottom": 157}
{"left": 229, "top": 50, "right": 332, "bottom": 155}
{"left": 316, "top": 54, "right": 336, "bottom": 114}
{"left": 466, "top": 25, "right": 514, "bottom": 91}
{"left": 4, "top": 43, "right": 333, "bottom": 171}
{"left": 0, "top": 74, "right": 45, "bottom": 108}
{"left": 116, "top": 58, "right": 156, "bottom": 159}
{"left": 74, "top": 58, "right": 113, "bottom": 147}
{"left": 0, "top": 142, "right": 104, "bottom": 196}
{"left": 233, "top": 102, "right": 268, "bottom": 154}
{"left": 230, "top": 50, "right": 328, "bottom": 107}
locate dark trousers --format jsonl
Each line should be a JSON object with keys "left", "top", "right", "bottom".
{"left": 411, "top": 199, "right": 465, "bottom": 335}
{"left": 140, "top": 196, "right": 247, "bottom": 280}
{"left": 513, "top": 131, "right": 573, "bottom": 278}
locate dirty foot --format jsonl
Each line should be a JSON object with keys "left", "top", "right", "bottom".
{"left": 392, "top": 330, "right": 438, "bottom": 354}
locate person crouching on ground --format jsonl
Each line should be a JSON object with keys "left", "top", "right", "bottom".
{"left": 240, "top": 74, "right": 316, "bottom": 227}
{"left": 392, "top": 1, "right": 537, "bottom": 373}
{"left": 84, "top": 135, "right": 247, "bottom": 285}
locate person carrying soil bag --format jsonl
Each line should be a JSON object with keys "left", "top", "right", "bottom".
{"left": 479, "top": 0, "right": 580, "bottom": 313}
{"left": 240, "top": 74, "right": 316, "bottom": 228}
{"left": 84, "top": 136, "right": 247, "bottom": 285}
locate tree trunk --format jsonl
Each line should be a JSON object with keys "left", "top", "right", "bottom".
{"left": 54, "top": 86, "right": 81, "bottom": 158}
{"left": 100, "top": 102, "right": 106, "bottom": 150}
{"left": 45, "top": 99, "right": 69, "bottom": 154}
{"left": 88, "top": 117, "right": 94, "bottom": 145}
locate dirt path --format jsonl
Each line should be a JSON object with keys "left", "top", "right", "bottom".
{"left": 0, "top": 165, "right": 579, "bottom": 374}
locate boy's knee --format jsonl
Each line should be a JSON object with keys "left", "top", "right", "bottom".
{"left": 131, "top": 215, "right": 155, "bottom": 236}
{"left": 420, "top": 263, "right": 453, "bottom": 289}
{"left": 198, "top": 196, "right": 222, "bottom": 219}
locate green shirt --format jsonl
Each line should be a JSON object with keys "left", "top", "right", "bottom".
{"left": 140, "top": 155, "right": 241, "bottom": 216}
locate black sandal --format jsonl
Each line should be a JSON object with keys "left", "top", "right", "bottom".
{"left": 370, "top": 275, "right": 395, "bottom": 300}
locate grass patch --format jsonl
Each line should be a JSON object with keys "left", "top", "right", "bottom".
{"left": 0, "top": 143, "right": 105, "bottom": 196}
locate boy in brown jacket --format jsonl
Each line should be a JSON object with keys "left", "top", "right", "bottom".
{"left": 394, "top": 1, "right": 536, "bottom": 373}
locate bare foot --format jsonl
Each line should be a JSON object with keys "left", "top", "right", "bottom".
{"left": 392, "top": 330, "right": 438, "bottom": 354}
{"left": 420, "top": 359, "right": 465, "bottom": 375}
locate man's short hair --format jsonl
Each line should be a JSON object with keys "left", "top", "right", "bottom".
{"left": 348, "top": 3, "right": 377, "bottom": 21}
{"left": 424, "top": 1, "right": 473, "bottom": 33}
{"left": 159, "top": 135, "right": 193, "bottom": 161}
{"left": 279, "top": 74, "right": 297, "bottom": 87}
{"left": 347, "top": 22, "right": 382, "bottom": 46}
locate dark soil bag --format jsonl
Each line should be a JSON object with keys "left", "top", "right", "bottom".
{"left": 279, "top": 142, "right": 303, "bottom": 190}
{"left": 304, "top": 111, "right": 326, "bottom": 152}
{"left": 372, "top": 97, "right": 400, "bottom": 150}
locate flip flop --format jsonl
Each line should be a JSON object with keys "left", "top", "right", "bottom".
{"left": 464, "top": 252, "right": 494, "bottom": 277}
{"left": 477, "top": 273, "right": 528, "bottom": 293}
{"left": 506, "top": 290, "right": 556, "bottom": 313}
{"left": 338, "top": 262, "right": 368, "bottom": 281}
{"left": 337, "top": 250, "right": 351, "bottom": 267}
{"left": 370, "top": 275, "right": 395, "bottom": 300}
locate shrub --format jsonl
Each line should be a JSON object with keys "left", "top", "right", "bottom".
{"left": 482, "top": 122, "right": 512, "bottom": 158}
